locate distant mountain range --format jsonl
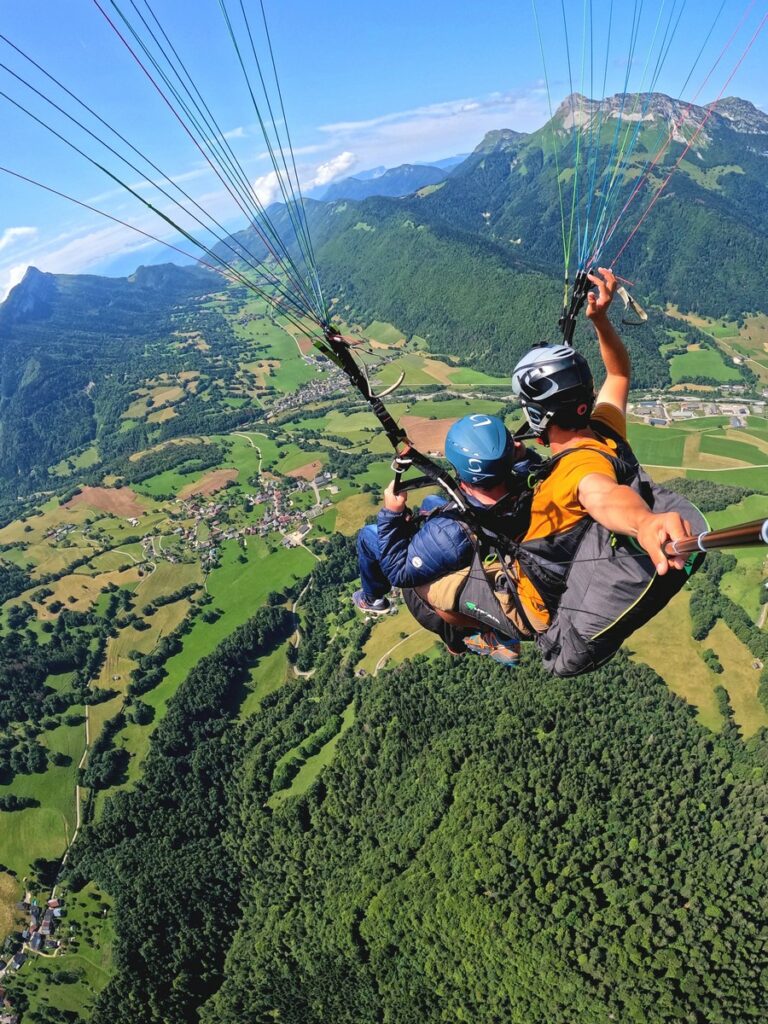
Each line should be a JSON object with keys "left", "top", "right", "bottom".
{"left": 316, "top": 153, "right": 469, "bottom": 202}
{"left": 320, "top": 163, "right": 447, "bottom": 202}
{"left": 3, "top": 91, "right": 767, "bottom": 501}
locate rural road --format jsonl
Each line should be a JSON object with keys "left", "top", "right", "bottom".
{"left": 375, "top": 628, "right": 426, "bottom": 673}
{"left": 233, "top": 431, "right": 264, "bottom": 475}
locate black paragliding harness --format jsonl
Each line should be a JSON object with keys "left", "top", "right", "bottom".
{"left": 313, "top": 322, "right": 563, "bottom": 640}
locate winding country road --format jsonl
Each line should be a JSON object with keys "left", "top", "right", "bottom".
{"left": 375, "top": 628, "right": 426, "bottom": 673}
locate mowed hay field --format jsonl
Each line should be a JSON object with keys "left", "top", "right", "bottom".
{"left": 286, "top": 460, "right": 324, "bottom": 481}
{"left": 34, "top": 566, "right": 142, "bottom": 619}
{"left": 400, "top": 416, "right": 457, "bottom": 454}
{"left": 629, "top": 589, "right": 768, "bottom": 736}
{"left": 357, "top": 604, "right": 438, "bottom": 675}
{"left": 66, "top": 486, "right": 147, "bottom": 518}
{"left": 334, "top": 493, "right": 377, "bottom": 535}
{"left": 707, "top": 620, "right": 768, "bottom": 735}
{"left": 0, "top": 872, "right": 21, "bottom": 945}
{"left": 0, "top": 501, "right": 97, "bottom": 569}
{"left": 178, "top": 467, "right": 238, "bottom": 498}
{"left": 629, "top": 592, "right": 724, "bottom": 732}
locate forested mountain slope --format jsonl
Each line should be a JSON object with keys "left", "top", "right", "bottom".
{"left": 320, "top": 162, "right": 447, "bottom": 201}
{"left": 219, "top": 92, "right": 768, "bottom": 378}
{"left": 0, "top": 263, "right": 250, "bottom": 510}
{"left": 70, "top": 558, "right": 768, "bottom": 1023}
{"left": 206, "top": 650, "right": 768, "bottom": 1024}
{"left": 425, "top": 93, "right": 768, "bottom": 317}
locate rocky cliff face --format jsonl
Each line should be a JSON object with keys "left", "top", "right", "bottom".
{"left": 0, "top": 266, "right": 57, "bottom": 326}
{"left": 552, "top": 91, "right": 768, "bottom": 143}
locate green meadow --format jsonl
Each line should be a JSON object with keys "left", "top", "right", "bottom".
{"left": 0, "top": 708, "right": 85, "bottom": 879}
{"left": 626, "top": 424, "right": 687, "bottom": 466}
{"left": 670, "top": 348, "right": 740, "bottom": 383}
{"left": 699, "top": 434, "right": 768, "bottom": 465}
{"left": 6, "top": 882, "right": 115, "bottom": 1019}
{"left": 269, "top": 701, "right": 356, "bottom": 807}
{"left": 138, "top": 541, "right": 314, "bottom": 737}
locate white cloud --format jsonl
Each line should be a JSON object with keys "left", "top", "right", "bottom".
{"left": 0, "top": 226, "right": 38, "bottom": 255}
{"left": 252, "top": 170, "right": 281, "bottom": 206}
{"left": 0, "top": 263, "right": 30, "bottom": 301}
{"left": 223, "top": 125, "right": 246, "bottom": 140}
{"left": 251, "top": 151, "right": 355, "bottom": 205}
{"left": 316, "top": 88, "right": 550, "bottom": 167}
{"left": 305, "top": 151, "right": 357, "bottom": 189}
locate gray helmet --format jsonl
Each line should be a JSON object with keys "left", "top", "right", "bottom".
{"left": 512, "top": 345, "right": 595, "bottom": 436}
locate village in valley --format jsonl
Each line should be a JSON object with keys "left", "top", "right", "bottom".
{"left": 0, "top": 895, "right": 69, "bottom": 1024}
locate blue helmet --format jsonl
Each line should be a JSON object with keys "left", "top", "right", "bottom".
{"left": 444, "top": 414, "right": 516, "bottom": 485}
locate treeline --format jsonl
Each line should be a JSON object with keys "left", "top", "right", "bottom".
{"left": 324, "top": 448, "right": 378, "bottom": 479}
{"left": 79, "top": 712, "right": 128, "bottom": 791}
{"left": 0, "top": 559, "right": 32, "bottom": 604}
{"left": 0, "top": 589, "right": 134, "bottom": 784}
{"left": 68, "top": 598, "right": 296, "bottom": 1024}
{"left": 662, "top": 478, "right": 758, "bottom": 512}
{"left": 0, "top": 624, "right": 90, "bottom": 730}
{"left": 128, "top": 618, "right": 190, "bottom": 697}
{"left": 118, "top": 443, "right": 224, "bottom": 486}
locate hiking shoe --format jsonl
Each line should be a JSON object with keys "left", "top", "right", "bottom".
{"left": 352, "top": 590, "right": 390, "bottom": 615}
{"left": 464, "top": 631, "right": 520, "bottom": 668}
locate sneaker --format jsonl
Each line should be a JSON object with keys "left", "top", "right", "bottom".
{"left": 353, "top": 590, "right": 390, "bottom": 615}
{"left": 464, "top": 631, "right": 520, "bottom": 668}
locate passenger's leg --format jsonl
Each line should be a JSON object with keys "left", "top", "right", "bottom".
{"left": 413, "top": 586, "right": 522, "bottom": 668}
{"left": 354, "top": 524, "right": 392, "bottom": 613}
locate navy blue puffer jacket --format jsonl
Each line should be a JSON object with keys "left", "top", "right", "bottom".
{"left": 376, "top": 504, "right": 473, "bottom": 589}
{"left": 376, "top": 452, "right": 541, "bottom": 589}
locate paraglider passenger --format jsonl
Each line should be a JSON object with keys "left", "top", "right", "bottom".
{"left": 354, "top": 415, "right": 539, "bottom": 667}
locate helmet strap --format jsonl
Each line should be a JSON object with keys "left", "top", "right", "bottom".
{"left": 523, "top": 404, "right": 556, "bottom": 439}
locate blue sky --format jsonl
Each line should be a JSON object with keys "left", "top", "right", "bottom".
{"left": 1, "top": 0, "right": 766, "bottom": 298}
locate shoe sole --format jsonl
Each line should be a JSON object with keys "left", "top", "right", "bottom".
{"left": 464, "top": 641, "right": 519, "bottom": 668}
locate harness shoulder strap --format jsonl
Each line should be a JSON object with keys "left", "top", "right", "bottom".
{"left": 532, "top": 433, "right": 637, "bottom": 488}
